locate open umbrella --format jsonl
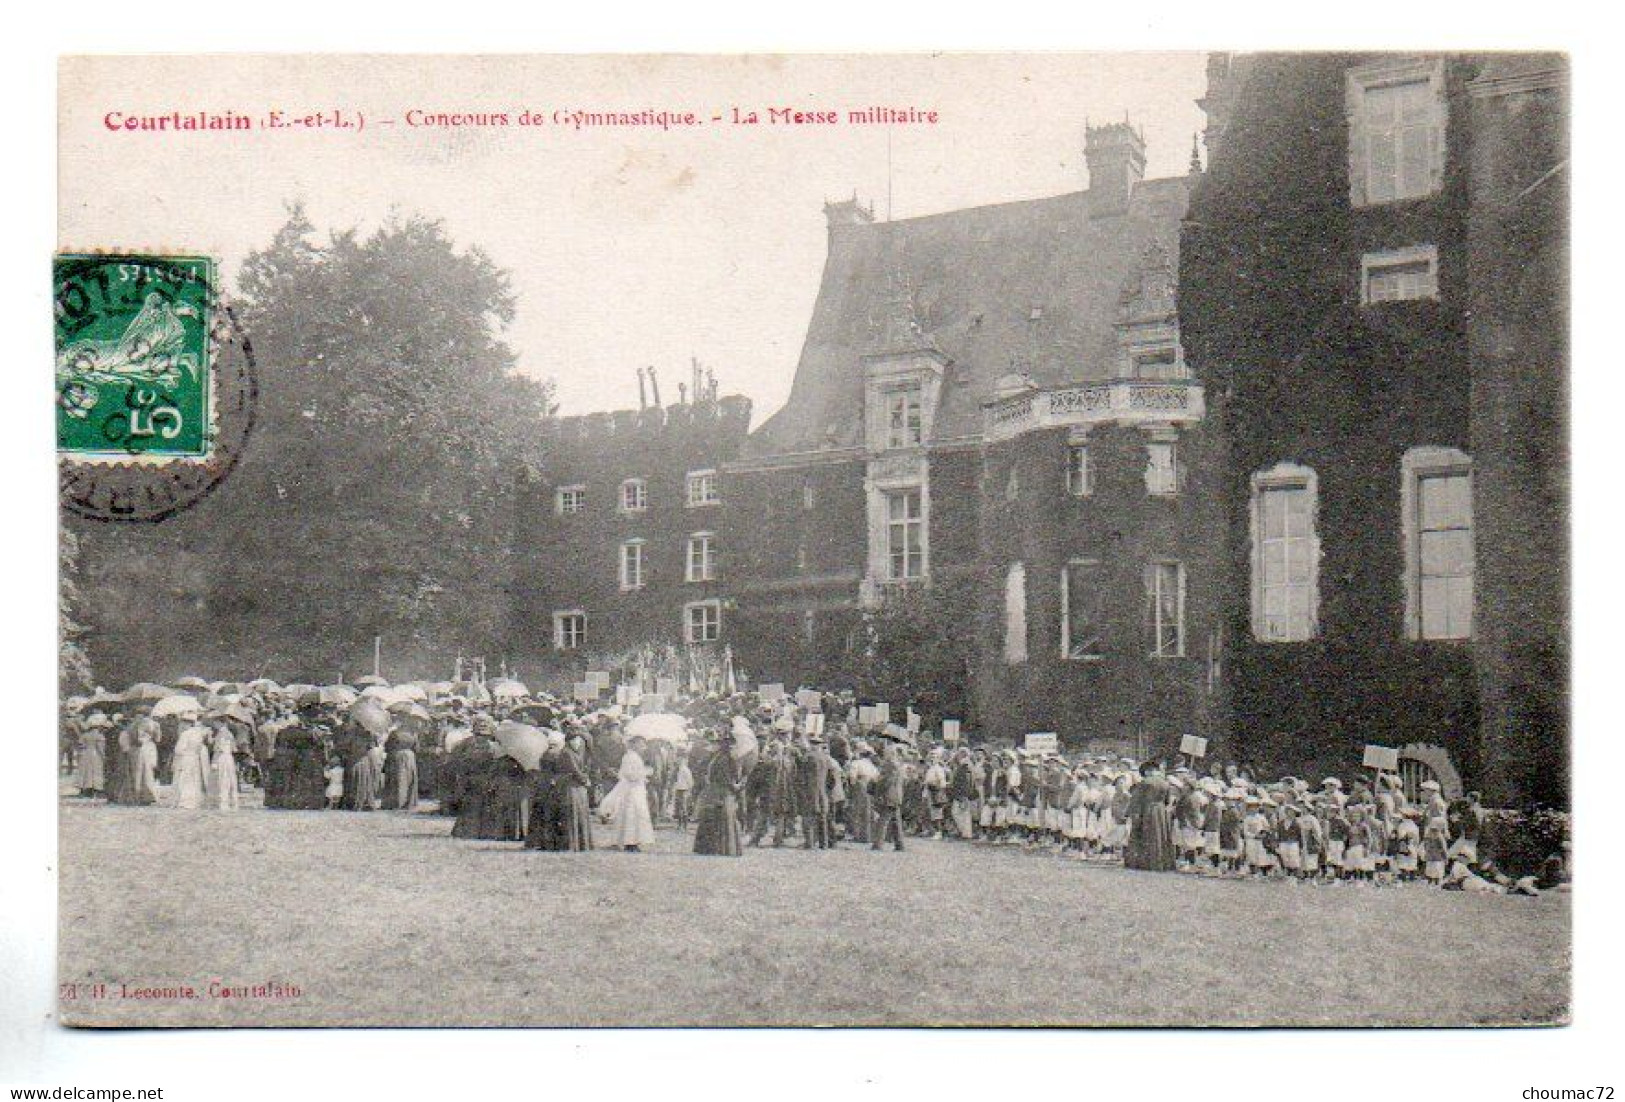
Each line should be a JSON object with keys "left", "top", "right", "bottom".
{"left": 284, "top": 683, "right": 316, "bottom": 698}
{"left": 443, "top": 726, "right": 474, "bottom": 752}
{"left": 354, "top": 674, "right": 390, "bottom": 688}
{"left": 392, "top": 683, "right": 428, "bottom": 702}
{"left": 626, "top": 712, "right": 690, "bottom": 745}
{"left": 349, "top": 698, "right": 392, "bottom": 739}
{"left": 172, "top": 676, "right": 210, "bottom": 690}
{"left": 423, "top": 681, "right": 455, "bottom": 697}
{"left": 453, "top": 680, "right": 492, "bottom": 704}
{"left": 84, "top": 688, "right": 124, "bottom": 707}
{"left": 359, "top": 684, "right": 403, "bottom": 705}
{"left": 321, "top": 684, "right": 360, "bottom": 705}
{"left": 210, "top": 702, "right": 257, "bottom": 725}
{"left": 494, "top": 720, "right": 548, "bottom": 770}
{"left": 123, "top": 682, "right": 174, "bottom": 703}
{"left": 208, "top": 681, "right": 244, "bottom": 696}
{"left": 729, "top": 715, "right": 760, "bottom": 765}
{"left": 390, "top": 702, "right": 434, "bottom": 724}
{"left": 488, "top": 678, "right": 529, "bottom": 700}
{"left": 246, "top": 678, "right": 282, "bottom": 693}
{"left": 151, "top": 694, "right": 202, "bottom": 719}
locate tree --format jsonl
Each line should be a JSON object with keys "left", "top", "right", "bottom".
{"left": 846, "top": 576, "right": 979, "bottom": 727}
{"left": 69, "top": 208, "right": 556, "bottom": 682}
{"left": 58, "top": 527, "right": 94, "bottom": 696}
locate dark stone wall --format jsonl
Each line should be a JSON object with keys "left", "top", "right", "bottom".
{"left": 1467, "top": 62, "right": 1570, "bottom": 808}
{"left": 970, "top": 418, "right": 1224, "bottom": 755}
{"left": 508, "top": 398, "right": 751, "bottom": 676}
{"left": 1180, "top": 53, "right": 1562, "bottom": 795}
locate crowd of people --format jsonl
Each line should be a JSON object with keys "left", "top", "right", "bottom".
{"left": 59, "top": 675, "right": 1570, "bottom": 896}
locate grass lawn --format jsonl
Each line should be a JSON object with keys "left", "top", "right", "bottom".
{"left": 56, "top": 797, "right": 1570, "bottom": 1027}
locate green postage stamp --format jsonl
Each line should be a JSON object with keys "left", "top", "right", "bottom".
{"left": 55, "top": 254, "right": 215, "bottom": 459}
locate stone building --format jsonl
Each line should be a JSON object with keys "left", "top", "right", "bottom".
{"left": 516, "top": 123, "right": 1224, "bottom": 752}
{"left": 723, "top": 123, "right": 1223, "bottom": 751}
{"left": 1180, "top": 53, "right": 1567, "bottom": 806}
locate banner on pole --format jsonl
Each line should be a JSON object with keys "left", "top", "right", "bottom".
{"left": 572, "top": 682, "right": 596, "bottom": 703}
{"left": 906, "top": 709, "right": 921, "bottom": 734}
{"left": 759, "top": 682, "right": 785, "bottom": 703}
{"left": 1180, "top": 734, "right": 1209, "bottom": 759}
{"left": 795, "top": 688, "right": 822, "bottom": 710}
{"left": 943, "top": 720, "right": 961, "bottom": 745}
{"left": 587, "top": 671, "right": 611, "bottom": 691}
{"left": 874, "top": 703, "right": 890, "bottom": 724}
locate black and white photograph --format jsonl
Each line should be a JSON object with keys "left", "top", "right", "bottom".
{"left": 45, "top": 50, "right": 1573, "bottom": 1031}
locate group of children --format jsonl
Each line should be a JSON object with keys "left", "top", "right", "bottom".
{"left": 947, "top": 749, "right": 1525, "bottom": 891}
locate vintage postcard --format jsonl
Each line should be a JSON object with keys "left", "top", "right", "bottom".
{"left": 55, "top": 52, "right": 1569, "bottom": 1028}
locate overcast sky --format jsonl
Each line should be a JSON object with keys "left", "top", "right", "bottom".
{"left": 60, "top": 54, "right": 1207, "bottom": 423}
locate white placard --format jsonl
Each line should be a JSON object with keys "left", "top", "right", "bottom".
{"left": 572, "top": 682, "right": 596, "bottom": 703}
{"left": 875, "top": 703, "right": 890, "bottom": 724}
{"left": 759, "top": 682, "right": 785, "bottom": 703}
{"left": 1024, "top": 732, "right": 1059, "bottom": 755}
{"left": 656, "top": 677, "right": 679, "bottom": 699}
{"left": 1363, "top": 744, "right": 1400, "bottom": 772}
{"left": 1180, "top": 734, "right": 1208, "bottom": 758}
{"left": 906, "top": 709, "right": 921, "bottom": 734}
{"left": 795, "top": 688, "right": 822, "bottom": 710}
{"left": 943, "top": 720, "right": 961, "bottom": 745}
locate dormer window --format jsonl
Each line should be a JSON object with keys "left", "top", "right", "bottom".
{"left": 1347, "top": 58, "right": 1446, "bottom": 208}
{"left": 886, "top": 384, "right": 923, "bottom": 449}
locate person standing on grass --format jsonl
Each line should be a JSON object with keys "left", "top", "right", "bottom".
{"left": 599, "top": 735, "right": 656, "bottom": 852}
{"left": 871, "top": 741, "right": 906, "bottom": 853}
{"left": 170, "top": 724, "right": 212, "bottom": 810}
{"left": 1123, "top": 762, "right": 1177, "bottom": 872}
{"left": 212, "top": 722, "right": 240, "bottom": 811}
{"left": 692, "top": 730, "right": 744, "bottom": 856}
{"left": 794, "top": 733, "right": 833, "bottom": 849}
{"left": 76, "top": 713, "right": 108, "bottom": 798}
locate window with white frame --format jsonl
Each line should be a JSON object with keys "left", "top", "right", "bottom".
{"left": 1066, "top": 444, "right": 1093, "bottom": 497}
{"left": 1251, "top": 463, "right": 1319, "bottom": 643}
{"left": 686, "top": 532, "right": 715, "bottom": 582}
{"left": 685, "top": 599, "right": 721, "bottom": 643}
{"left": 620, "top": 478, "right": 647, "bottom": 513}
{"left": 686, "top": 469, "right": 719, "bottom": 507}
{"left": 802, "top": 477, "right": 816, "bottom": 510}
{"left": 619, "top": 539, "right": 646, "bottom": 590}
{"left": 1061, "top": 559, "right": 1104, "bottom": 660}
{"left": 1348, "top": 58, "right": 1446, "bottom": 207}
{"left": 885, "top": 489, "right": 924, "bottom": 580}
{"left": 885, "top": 384, "right": 924, "bottom": 449}
{"left": 1145, "top": 561, "right": 1186, "bottom": 658}
{"left": 555, "top": 485, "right": 585, "bottom": 515}
{"left": 1145, "top": 441, "right": 1180, "bottom": 496}
{"left": 552, "top": 611, "right": 586, "bottom": 650}
{"left": 1403, "top": 447, "right": 1474, "bottom": 641}
{"left": 1003, "top": 562, "right": 1028, "bottom": 664}
{"left": 1363, "top": 245, "right": 1439, "bottom": 304}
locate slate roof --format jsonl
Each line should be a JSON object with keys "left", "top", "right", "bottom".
{"left": 746, "top": 175, "right": 1192, "bottom": 458}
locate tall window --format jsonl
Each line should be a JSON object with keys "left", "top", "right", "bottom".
{"left": 1145, "top": 562, "right": 1185, "bottom": 658}
{"left": 1252, "top": 463, "right": 1319, "bottom": 643}
{"left": 1004, "top": 562, "right": 1028, "bottom": 664}
{"left": 1404, "top": 447, "right": 1474, "bottom": 641}
{"left": 555, "top": 485, "right": 585, "bottom": 515}
{"left": 686, "top": 469, "right": 719, "bottom": 507}
{"left": 686, "top": 532, "right": 715, "bottom": 582}
{"left": 619, "top": 539, "right": 645, "bottom": 590}
{"left": 1067, "top": 444, "right": 1092, "bottom": 496}
{"left": 1145, "top": 441, "right": 1180, "bottom": 496}
{"left": 620, "top": 478, "right": 647, "bottom": 513}
{"left": 886, "top": 384, "right": 923, "bottom": 449}
{"left": 552, "top": 611, "right": 585, "bottom": 650}
{"left": 886, "top": 489, "right": 924, "bottom": 580}
{"left": 1349, "top": 60, "right": 1445, "bottom": 207}
{"left": 1061, "top": 559, "right": 1104, "bottom": 659}
{"left": 685, "top": 600, "right": 721, "bottom": 643}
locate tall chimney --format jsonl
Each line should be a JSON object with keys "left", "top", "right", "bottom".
{"left": 1084, "top": 120, "right": 1146, "bottom": 218}
{"left": 823, "top": 192, "right": 875, "bottom": 249}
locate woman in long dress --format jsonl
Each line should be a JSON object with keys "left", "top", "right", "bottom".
{"left": 212, "top": 723, "right": 240, "bottom": 811}
{"left": 133, "top": 725, "right": 162, "bottom": 805}
{"left": 450, "top": 728, "right": 499, "bottom": 838}
{"left": 598, "top": 735, "right": 656, "bottom": 851}
{"left": 846, "top": 747, "right": 876, "bottom": 844}
{"left": 170, "top": 724, "right": 212, "bottom": 810}
{"left": 692, "top": 736, "right": 743, "bottom": 856}
{"left": 558, "top": 733, "right": 595, "bottom": 852}
{"left": 76, "top": 721, "right": 107, "bottom": 798}
{"left": 347, "top": 729, "right": 382, "bottom": 812}
{"left": 1123, "top": 763, "right": 1178, "bottom": 871}
{"left": 383, "top": 728, "right": 420, "bottom": 811}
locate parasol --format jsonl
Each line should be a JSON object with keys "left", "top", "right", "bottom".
{"left": 453, "top": 680, "right": 492, "bottom": 704}
{"left": 488, "top": 678, "right": 529, "bottom": 700}
{"left": 359, "top": 684, "right": 403, "bottom": 705}
{"left": 208, "top": 681, "right": 244, "bottom": 696}
{"left": 150, "top": 694, "right": 202, "bottom": 719}
{"left": 83, "top": 688, "right": 124, "bottom": 707}
{"left": 247, "top": 678, "right": 282, "bottom": 693}
{"left": 443, "top": 726, "right": 474, "bottom": 752}
{"left": 392, "top": 683, "right": 428, "bottom": 701}
{"left": 494, "top": 720, "right": 548, "bottom": 770}
{"left": 172, "top": 676, "right": 210, "bottom": 690}
{"left": 211, "top": 703, "right": 256, "bottom": 725}
{"left": 349, "top": 698, "right": 392, "bottom": 739}
{"left": 321, "top": 684, "right": 360, "bottom": 705}
{"left": 123, "top": 682, "right": 174, "bottom": 703}
{"left": 390, "top": 702, "right": 433, "bottom": 724}
{"left": 354, "top": 674, "right": 390, "bottom": 688}
{"left": 729, "top": 716, "right": 760, "bottom": 763}
{"left": 626, "top": 712, "right": 691, "bottom": 744}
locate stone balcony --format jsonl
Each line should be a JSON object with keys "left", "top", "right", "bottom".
{"left": 982, "top": 377, "right": 1205, "bottom": 441}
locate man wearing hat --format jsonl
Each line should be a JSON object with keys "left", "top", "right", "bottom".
{"left": 871, "top": 740, "right": 906, "bottom": 852}
{"left": 793, "top": 733, "right": 833, "bottom": 849}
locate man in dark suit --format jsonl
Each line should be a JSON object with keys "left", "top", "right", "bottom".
{"left": 794, "top": 734, "right": 832, "bottom": 849}
{"left": 872, "top": 741, "right": 906, "bottom": 852}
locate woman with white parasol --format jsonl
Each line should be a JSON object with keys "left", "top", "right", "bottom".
{"left": 170, "top": 723, "right": 213, "bottom": 810}
{"left": 598, "top": 734, "right": 656, "bottom": 851}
